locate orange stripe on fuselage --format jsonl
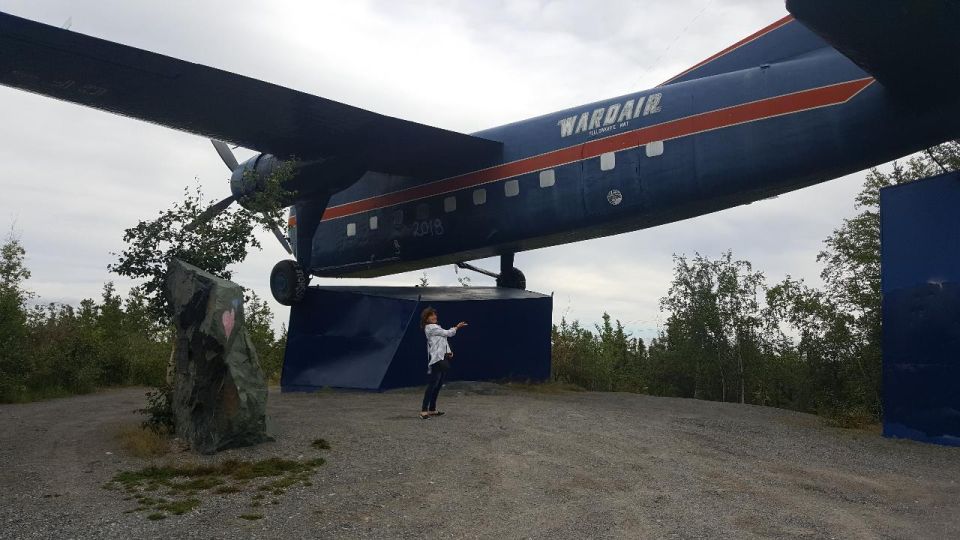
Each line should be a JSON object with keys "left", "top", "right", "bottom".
{"left": 320, "top": 77, "right": 874, "bottom": 222}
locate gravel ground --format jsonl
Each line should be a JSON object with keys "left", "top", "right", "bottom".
{"left": 1, "top": 384, "right": 958, "bottom": 539}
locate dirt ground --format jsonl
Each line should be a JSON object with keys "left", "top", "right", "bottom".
{"left": 0, "top": 384, "right": 958, "bottom": 539}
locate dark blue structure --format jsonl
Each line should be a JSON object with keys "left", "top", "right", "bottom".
{"left": 880, "top": 172, "right": 960, "bottom": 447}
{"left": 281, "top": 287, "right": 552, "bottom": 391}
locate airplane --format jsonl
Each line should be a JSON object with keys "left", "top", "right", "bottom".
{"left": 1, "top": 1, "right": 957, "bottom": 306}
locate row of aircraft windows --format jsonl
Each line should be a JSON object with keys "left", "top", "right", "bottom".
{"left": 345, "top": 142, "right": 665, "bottom": 237}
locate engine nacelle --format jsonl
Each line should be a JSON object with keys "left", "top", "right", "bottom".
{"left": 229, "top": 153, "right": 281, "bottom": 206}
{"left": 229, "top": 154, "right": 360, "bottom": 210}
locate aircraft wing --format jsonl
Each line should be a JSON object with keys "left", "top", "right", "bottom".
{"left": 787, "top": 0, "right": 960, "bottom": 98}
{"left": 0, "top": 11, "right": 501, "bottom": 179}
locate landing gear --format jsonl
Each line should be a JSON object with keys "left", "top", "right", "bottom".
{"left": 456, "top": 253, "right": 526, "bottom": 290}
{"left": 496, "top": 267, "right": 526, "bottom": 289}
{"left": 270, "top": 259, "right": 308, "bottom": 305}
{"left": 496, "top": 253, "right": 526, "bottom": 290}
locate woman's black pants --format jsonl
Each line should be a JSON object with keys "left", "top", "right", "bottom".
{"left": 421, "top": 362, "right": 448, "bottom": 412}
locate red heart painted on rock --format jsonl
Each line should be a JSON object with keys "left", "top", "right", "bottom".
{"left": 222, "top": 309, "right": 236, "bottom": 340}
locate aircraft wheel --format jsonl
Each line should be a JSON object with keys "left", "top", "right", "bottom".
{"left": 496, "top": 267, "right": 526, "bottom": 290}
{"left": 270, "top": 260, "right": 308, "bottom": 305}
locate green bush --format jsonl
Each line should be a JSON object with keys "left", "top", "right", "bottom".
{"left": 0, "top": 233, "right": 171, "bottom": 401}
{"left": 140, "top": 383, "right": 175, "bottom": 434}
{"left": 0, "top": 232, "right": 286, "bottom": 404}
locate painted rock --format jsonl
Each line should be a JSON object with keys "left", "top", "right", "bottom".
{"left": 165, "top": 259, "right": 271, "bottom": 454}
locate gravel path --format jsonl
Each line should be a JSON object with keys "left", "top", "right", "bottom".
{"left": 1, "top": 384, "right": 958, "bottom": 539}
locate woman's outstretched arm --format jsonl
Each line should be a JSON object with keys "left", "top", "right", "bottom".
{"left": 425, "top": 322, "right": 467, "bottom": 338}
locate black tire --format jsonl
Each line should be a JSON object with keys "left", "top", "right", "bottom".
{"left": 270, "top": 259, "right": 308, "bottom": 305}
{"left": 496, "top": 267, "right": 527, "bottom": 290}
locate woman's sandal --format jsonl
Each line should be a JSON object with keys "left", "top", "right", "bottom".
{"left": 419, "top": 413, "right": 431, "bottom": 420}
{"left": 430, "top": 411, "right": 445, "bottom": 417}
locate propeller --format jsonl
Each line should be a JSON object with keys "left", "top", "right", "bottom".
{"left": 184, "top": 193, "right": 237, "bottom": 232}
{"left": 211, "top": 139, "right": 239, "bottom": 171}
{"left": 183, "top": 140, "right": 294, "bottom": 255}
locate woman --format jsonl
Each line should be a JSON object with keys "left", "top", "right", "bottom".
{"left": 419, "top": 307, "right": 467, "bottom": 419}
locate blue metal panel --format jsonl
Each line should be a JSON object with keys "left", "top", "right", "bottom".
{"left": 880, "top": 172, "right": 960, "bottom": 447}
{"left": 282, "top": 288, "right": 418, "bottom": 391}
{"left": 282, "top": 287, "right": 552, "bottom": 391}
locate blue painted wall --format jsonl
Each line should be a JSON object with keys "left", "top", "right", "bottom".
{"left": 880, "top": 172, "right": 960, "bottom": 447}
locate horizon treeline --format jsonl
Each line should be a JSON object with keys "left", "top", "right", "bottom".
{"left": 0, "top": 239, "right": 286, "bottom": 402}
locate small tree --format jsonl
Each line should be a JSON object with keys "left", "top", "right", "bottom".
{"left": 245, "top": 291, "right": 284, "bottom": 382}
{"left": 109, "top": 162, "right": 295, "bottom": 325}
{"left": 454, "top": 265, "right": 471, "bottom": 287}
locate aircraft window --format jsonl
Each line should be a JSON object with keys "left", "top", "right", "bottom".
{"left": 646, "top": 140, "right": 664, "bottom": 157}
{"left": 369, "top": 215, "right": 378, "bottom": 230}
{"left": 473, "top": 188, "right": 487, "bottom": 205}
{"left": 505, "top": 179, "right": 519, "bottom": 197}
{"left": 539, "top": 169, "right": 556, "bottom": 188}
{"left": 444, "top": 196, "right": 456, "bottom": 213}
{"left": 416, "top": 203, "right": 429, "bottom": 220}
{"left": 600, "top": 152, "right": 616, "bottom": 171}
{"left": 392, "top": 210, "right": 403, "bottom": 226}
{"left": 346, "top": 223, "right": 356, "bottom": 237}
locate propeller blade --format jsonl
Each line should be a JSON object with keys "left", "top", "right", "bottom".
{"left": 184, "top": 195, "right": 236, "bottom": 232}
{"left": 268, "top": 219, "right": 294, "bottom": 255}
{"left": 211, "top": 139, "right": 239, "bottom": 171}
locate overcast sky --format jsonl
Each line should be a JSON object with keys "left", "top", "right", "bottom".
{"left": 0, "top": 0, "right": 881, "bottom": 340}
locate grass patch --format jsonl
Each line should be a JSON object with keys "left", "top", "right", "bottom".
{"left": 310, "top": 438, "right": 331, "bottom": 450}
{"left": 239, "top": 513, "right": 263, "bottom": 520}
{"left": 169, "top": 476, "right": 222, "bottom": 492}
{"left": 105, "top": 457, "right": 326, "bottom": 521}
{"left": 147, "top": 513, "right": 166, "bottom": 521}
{"left": 156, "top": 498, "right": 200, "bottom": 515}
{"left": 266, "top": 475, "right": 301, "bottom": 491}
{"left": 222, "top": 457, "right": 316, "bottom": 480}
{"left": 115, "top": 425, "right": 170, "bottom": 458}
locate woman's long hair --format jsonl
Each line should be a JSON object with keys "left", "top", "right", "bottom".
{"left": 420, "top": 307, "right": 437, "bottom": 329}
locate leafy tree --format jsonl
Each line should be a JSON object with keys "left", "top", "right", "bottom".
{"left": 551, "top": 313, "right": 648, "bottom": 393}
{"left": 769, "top": 142, "right": 960, "bottom": 419}
{"left": 0, "top": 230, "right": 31, "bottom": 294}
{"left": 658, "top": 251, "right": 765, "bottom": 403}
{"left": 109, "top": 162, "right": 295, "bottom": 324}
{"left": 0, "top": 231, "right": 32, "bottom": 400}
{"left": 109, "top": 185, "right": 256, "bottom": 323}
{"left": 552, "top": 318, "right": 601, "bottom": 387}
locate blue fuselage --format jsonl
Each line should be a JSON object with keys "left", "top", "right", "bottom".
{"left": 304, "top": 47, "right": 960, "bottom": 278}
